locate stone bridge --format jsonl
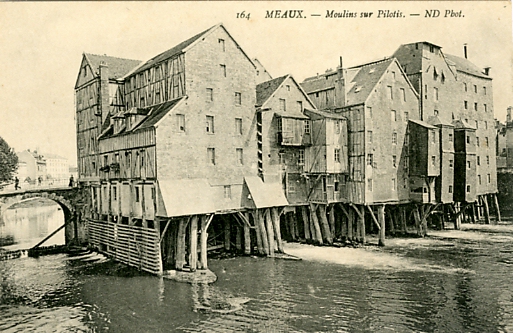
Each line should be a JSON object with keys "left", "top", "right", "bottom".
{"left": 0, "top": 186, "right": 89, "bottom": 247}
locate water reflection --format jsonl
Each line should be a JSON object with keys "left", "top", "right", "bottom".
{"left": 0, "top": 199, "right": 64, "bottom": 251}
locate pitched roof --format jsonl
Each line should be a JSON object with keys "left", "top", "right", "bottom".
{"left": 345, "top": 58, "right": 395, "bottom": 106}
{"left": 409, "top": 118, "right": 437, "bottom": 129}
{"left": 256, "top": 75, "right": 288, "bottom": 107}
{"left": 444, "top": 54, "right": 490, "bottom": 79}
{"left": 301, "top": 71, "right": 337, "bottom": 94}
{"left": 128, "top": 25, "right": 215, "bottom": 76}
{"left": 452, "top": 119, "right": 476, "bottom": 130}
{"left": 132, "top": 98, "right": 184, "bottom": 130}
{"left": 426, "top": 115, "right": 454, "bottom": 127}
{"left": 84, "top": 53, "right": 141, "bottom": 79}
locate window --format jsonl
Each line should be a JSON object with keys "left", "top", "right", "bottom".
{"left": 486, "top": 155, "right": 490, "bottom": 164}
{"left": 392, "top": 155, "right": 397, "bottom": 168}
{"left": 464, "top": 82, "right": 467, "bottom": 92}
{"left": 286, "top": 85, "right": 291, "bottom": 91}
{"left": 218, "top": 38, "right": 225, "bottom": 51}
{"left": 220, "top": 64, "right": 226, "bottom": 77}
{"left": 206, "top": 115, "right": 215, "bottom": 133}
{"left": 392, "top": 178, "right": 396, "bottom": 191}
{"left": 391, "top": 71, "right": 396, "bottom": 80}
{"left": 400, "top": 88, "right": 406, "bottom": 102}
{"left": 484, "top": 121, "right": 488, "bottom": 129}
{"left": 477, "top": 156, "right": 481, "bottom": 165}
{"left": 431, "top": 130, "right": 436, "bottom": 144}
{"left": 474, "top": 85, "right": 477, "bottom": 93}
{"left": 485, "top": 137, "right": 489, "bottom": 147}
{"left": 224, "top": 185, "right": 231, "bottom": 199}
{"left": 467, "top": 160, "right": 471, "bottom": 169}
{"left": 235, "top": 92, "right": 242, "bottom": 105}
{"left": 434, "top": 87, "right": 439, "bottom": 101}
{"left": 334, "top": 181, "right": 340, "bottom": 192}
{"left": 322, "top": 177, "right": 327, "bottom": 193}
{"left": 476, "top": 137, "right": 480, "bottom": 146}
{"left": 387, "top": 86, "right": 393, "bottom": 99}
{"left": 467, "top": 185, "right": 471, "bottom": 193}
{"left": 424, "top": 84, "right": 428, "bottom": 99}
{"left": 367, "top": 106, "right": 372, "bottom": 118}
{"left": 103, "top": 155, "right": 108, "bottom": 167}
{"left": 177, "top": 114, "right": 185, "bottom": 132}
{"left": 474, "top": 103, "right": 478, "bottom": 111}
{"left": 334, "top": 148, "right": 341, "bottom": 163}
{"left": 449, "top": 159, "right": 453, "bottom": 168}
{"left": 298, "top": 149, "right": 305, "bottom": 165}
{"left": 483, "top": 87, "right": 487, "bottom": 95}
{"left": 449, "top": 133, "right": 453, "bottom": 142}
{"left": 367, "top": 130, "right": 373, "bottom": 143}
{"left": 484, "top": 104, "right": 487, "bottom": 112}
{"left": 206, "top": 88, "right": 213, "bottom": 101}
{"left": 367, "top": 154, "right": 374, "bottom": 166}
{"left": 392, "top": 132, "right": 397, "bottom": 144}
{"left": 464, "top": 101, "right": 468, "bottom": 109}
{"left": 391, "top": 110, "right": 397, "bottom": 122}
{"left": 288, "top": 179, "right": 296, "bottom": 193}
{"left": 236, "top": 148, "right": 243, "bottom": 165}
{"left": 297, "top": 101, "right": 303, "bottom": 112}
{"left": 235, "top": 118, "right": 243, "bottom": 135}
{"left": 475, "top": 121, "right": 479, "bottom": 129}
{"left": 488, "top": 174, "right": 491, "bottom": 183}
{"left": 449, "top": 185, "right": 453, "bottom": 193}
{"left": 431, "top": 156, "right": 436, "bottom": 166}
{"left": 441, "top": 73, "right": 445, "bottom": 84}
{"left": 478, "top": 175, "right": 482, "bottom": 185}
{"left": 135, "top": 187, "right": 140, "bottom": 203}
{"left": 279, "top": 98, "right": 286, "bottom": 111}
{"left": 367, "top": 178, "right": 373, "bottom": 191}
{"left": 429, "top": 45, "right": 435, "bottom": 53}
{"left": 467, "top": 136, "right": 470, "bottom": 144}
{"left": 404, "top": 111, "right": 409, "bottom": 122}
{"left": 112, "top": 185, "right": 117, "bottom": 201}
{"left": 207, "top": 148, "right": 216, "bottom": 165}
{"left": 434, "top": 110, "right": 439, "bottom": 116}
{"left": 304, "top": 120, "right": 310, "bottom": 134}
{"left": 335, "top": 120, "right": 341, "bottom": 134}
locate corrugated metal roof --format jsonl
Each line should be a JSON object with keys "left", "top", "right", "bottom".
{"left": 84, "top": 53, "right": 141, "bottom": 79}
{"left": 445, "top": 54, "right": 490, "bottom": 79}
{"left": 256, "top": 75, "right": 288, "bottom": 107}
{"left": 243, "top": 176, "right": 288, "bottom": 209}
{"left": 157, "top": 179, "right": 216, "bottom": 217}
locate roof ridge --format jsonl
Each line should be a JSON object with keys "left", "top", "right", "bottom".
{"left": 84, "top": 52, "right": 141, "bottom": 62}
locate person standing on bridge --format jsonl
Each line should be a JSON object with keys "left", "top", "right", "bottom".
{"left": 14, "top": 177, "right": 20, "bottom": 190}
{"left": 69, "top": 175, "right": 74, "bottom": 187}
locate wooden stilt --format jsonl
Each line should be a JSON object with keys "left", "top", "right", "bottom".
{"left": 264, "top": 208, "right": 275, "bottom": 256}
{"left": 318, "top": 204, "right": 333, "bottom": 244}
{"left": 271, "top": 207, "right": 284, "bottom": 253}
{"left": 189, "top": 216, "right": 198, "bottom": 272}
{"left": 483, "top": 194, "right": 491, "bottom": 225}
{"left": 243, "top": 212, "right": 251, "bottom": 255}
{"left": 224, "top": 217, "right": 231, "bottom": 251}
{"left": 471, "top": 204, "right": 477, "bottom": 224}
{"left": 347, "top": 207, "right": 354, "bottom": 242}
{"left": 359, "top": 206, "right": 366, "bottom": 244}
{"left": 235, "top": 224, "right": 242, "bottom": 252}
{"left": 340, "top": 204, "right": 349, "bottom": 241}
{"left": 328, "top": 205, "right": 336, "bottom": 240}
{"left": 257, "top": 209, "right": 269, "bottom": 255}
{"left": 301, "top": 206, "right": 311, "bottom": 242}
{"left": 389, "top": 208, "right": 396, "bottom": 236}
{"left": 401, "top": 207, "right": 407, "bottom": 234}
{"left": 378, "top": 205, "right": 386, "bottom": 246}
{"left": 175, "top": 218, "right": 187, "bottom": 271}
{"left": 493, "top": 194, "right": 502, "bottom": 224}
{"left": 199, "top": 215, "right": 208, "bottom": 269}
{"left": 413, "top": 206, "right": 422, "bottom": 235}
{"left": 309, "top": 204, "right": 323, "bottom": 245}
{"left": 355, "top": 207, "right": 361, "bottom": 243}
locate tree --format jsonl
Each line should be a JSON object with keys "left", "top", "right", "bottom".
{"left": 0, "top": 136, "right": 18, "bottom": 183}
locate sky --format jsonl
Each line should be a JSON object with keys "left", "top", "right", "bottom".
{"left": 0, "top": 1, "right": 511, "bottom": 166}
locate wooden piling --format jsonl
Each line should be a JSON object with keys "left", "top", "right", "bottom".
{"left": 264, "top": 208, "right": 275, "bottom": 256}
{"left": 301, "top": 206, "right": 311, "bottom": 242}
{"left": 309, "top": 204, "right": 323, "bottom": 245}
{"left": 359, "top": 206, "right": 366, "bottom": 244}
{"left": 378, "top": 205, "right": 386, "bottom": 246}
{"left": 290, "top": 211, "right": 299, "bottom": 240}
{"left": 328, "top": 205, "right": 336, "bottom": 240}
{"left": 340, "top": 204, "right": 348, "bottom": 241}
{"left": 318, "top": 204, "right": 333, "bottom": 244}
{"left": 224, "top": 217, "right": 231, "bottom": 251}
{"left": 256, "top": 210, "right": 268, "bottom": 255}
{"left": 175, "top": 218, "right": 187, "bottom": 271}
{"left": 483, "top": 194, "right": 491, "bottom": 225}
{"left": 493, "top": 194, "right": 501, "bottom": 224}
{"left": 235, "top": 225, "right": 242, "bottom": 252}
{"left": 347, "top": 207, "right": 354, "bottom": 242}
{"left": 271, "top": 207, "right": 284, "bottom": 253}
{"left": 199, "top": 215, "right": 208, "bottom": 270}
{"left": 189, "top": 216, "right": 198, "bottom": 272}
{"left": 243, "top": 212, "right": 251, "bottom": 255}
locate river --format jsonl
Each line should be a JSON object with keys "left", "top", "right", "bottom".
{"left": 1, "top": 201, "right": 513, "bottom": 332}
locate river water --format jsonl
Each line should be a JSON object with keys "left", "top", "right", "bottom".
{"left": 2, "top": 202, "right": 513, "bottom": 332}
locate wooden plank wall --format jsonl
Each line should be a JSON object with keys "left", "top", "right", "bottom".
{"left": 88, "top": 220, "right": 162, "bottom": 275}
{"left": 124, "top": 54, "right": 185, "bottom": 109}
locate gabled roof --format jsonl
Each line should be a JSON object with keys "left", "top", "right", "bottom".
{"left": 452, "top": 119, "right": 476, "bottom": 130}
{"left": 256, "top": 75, "right": 288, "bottom": 107}
{"left": 444, "top": 54, "right": 490, "bottom": 79}
{"left": 426, "top": 115, "right": 454, "bottom": 127}
{"left": 345, "top": 58, "right": 395, "bottom": 106}
{"left": 84, "top": 53, "right": 142, "bottom": 79}
{"left": 409, "top": 118, "right": 437, "bottom": 129}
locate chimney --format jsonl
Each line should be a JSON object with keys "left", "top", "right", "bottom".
{"left": 483, "top": 67, "right": 491, "bottom": 76}
{"left": 335, "top": 56, "right": 346, "bottom": 108}
{"left": 463, "top": 43, "right": 468, "bottom": 59}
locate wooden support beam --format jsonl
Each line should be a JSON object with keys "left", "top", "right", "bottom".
{"left": 339, "top": 204, "right": 347, "bottom": 241}
{"left": 483, "top": 194, "right": 491, "bottom": 225}
{"left": 360, "top": 205, "right": 366, "bottom": 244}
{"left": 224, "top": 217, "right": 231, "bottom": 251}
{"left": 301, "top": 206, "right": 311, "bottom": 241}
{"left": 236, "top": 211, "right": 252, "bottom": 227}
{"left": 378, "top": 205, "right": 386, "bottom": 246}
{"left": 318, "top": 204, "right": 333, "bottom": 244}
{"left": 401, "top": 207, "right": 407, "bottom": 234}
{"left": 328, "top": 205, "right": 336, "bottom": 240}
{"left": 159, "top": 219, "right": 172, "bottom": 244}
{"left": 252, "top": 210, "right": 264, "bottom": 255}
{"left": 271, "top": 207, "right": 284, "bottom": 253}
{"left": 189, "top": 215, "right": 198, "bottom": 272}
{"left": 243, "top": 212, "right": 251, "bottom": 255}
{"left": 290, "top": 211, "right": 299, "bottom": 240}
{"left": 413, "top": 206, "right": 422, "bottom": 235}
{"left": 366, "top": 205, "right": 381, "bottom": 230}
{"left": 257, "top": 209, "right": 270, "bottom": 256}
{"left": 175, "top": 217, "right": 187, "bottom": 271}
{"left": 264, "top": 208, "right": 275, "bottom": 257}
{"left": 199, "top": 215, "right": 208, "bottom": 270}
{"left": 235, "top": 224, "right": 243, "bottom": 252}
{"left": 309, "top": 204, "right": 323, "bottom": 244}
{"left": 493, "top": 193, "right": 502, "bottom": 224}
